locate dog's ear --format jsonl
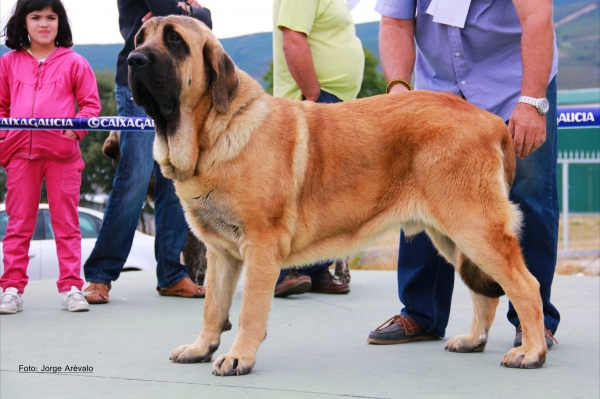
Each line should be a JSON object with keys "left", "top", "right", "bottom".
{"left": 203, "top": 40, "right": 239, "bottom": 113}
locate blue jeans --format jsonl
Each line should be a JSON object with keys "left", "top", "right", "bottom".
{"left": 277, "top": 90, "right": 342, "bottom": 284}
{"left": 397, "top": 78, "right": 560, "bottom": 337}
{"left": 83, "top": 84, "right": 189, "bottom": 288}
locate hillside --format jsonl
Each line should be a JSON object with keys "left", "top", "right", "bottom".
{"left": 2, "top": 1, "right": 598, "bottom": 90}
{"left": 553, "top": 0, "right": 600, "bottom": 89}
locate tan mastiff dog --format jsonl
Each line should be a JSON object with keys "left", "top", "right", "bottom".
{"left": 127, "top": 16, "right": 548, "bottom": 376}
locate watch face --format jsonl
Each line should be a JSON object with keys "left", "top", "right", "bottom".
{"left": 538, "top": 98, "right": 550, "bottom": 114}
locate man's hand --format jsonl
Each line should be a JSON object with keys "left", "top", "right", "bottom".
{"left": 142, "top": 2, "right": 203, "bottom": 23}
{"left": 63, "top": 130, "right": 78, "bottom": 140}
{"left": 508, "top": 103, "right": 546, "bottom": 159}
{"left": 142, "top": 10, "right": 153, "bottom": 22}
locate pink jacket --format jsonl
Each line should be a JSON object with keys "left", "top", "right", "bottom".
{"left": 0, "top": 47, "right": 101, "bottom": 167}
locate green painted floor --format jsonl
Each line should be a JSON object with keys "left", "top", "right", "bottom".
{"left": 1, "top": 270, "right": 598, "bottom": 399}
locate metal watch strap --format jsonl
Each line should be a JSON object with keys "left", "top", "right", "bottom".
{"left": 518, "top": 96, "right": 542, "bottom": 115}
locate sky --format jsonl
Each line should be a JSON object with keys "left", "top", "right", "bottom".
{"left": 0, "top": 0, "right": 382, "bottom": 44}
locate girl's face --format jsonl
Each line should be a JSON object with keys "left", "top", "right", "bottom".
{"left": 25, "top": 6, "right": 58, "bottom": 48}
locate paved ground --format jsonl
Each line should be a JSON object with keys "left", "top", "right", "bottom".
{"left": 1, "top": 270, "right": 598, "bottom": 399}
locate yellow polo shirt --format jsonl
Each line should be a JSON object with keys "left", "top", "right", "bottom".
{"left": 272, "top": 0, "right": 364, "bottom": 101}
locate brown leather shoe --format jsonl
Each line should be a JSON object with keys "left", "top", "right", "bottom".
{"left": 274, "top": 271, "right": 312, "bottom": 297}
{"left": 514, "top": 325, "right": 558, "bottom": 349}
{"left": 368, "top": 315, "right": 438, "bottom": 344}
{"left": 83, "top": 282, "right": 111, "bottom": 304}
{"left": 309, "top": 271, "right": 350, "bottom": 294}
{"left": 157, "top": 277, "right": 206, "bottom": 298}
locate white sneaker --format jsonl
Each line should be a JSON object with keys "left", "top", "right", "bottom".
{"left": 0, "top": 287, "right": 23, "bottom": 314}
{"left": 61, "top": 286, "right": 90, "bottom": 312}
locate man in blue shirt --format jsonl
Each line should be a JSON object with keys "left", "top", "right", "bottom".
{"left": 368, "top": 0, "right": 560, "bottom": 348}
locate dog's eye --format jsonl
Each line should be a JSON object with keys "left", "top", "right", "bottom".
{"left": 169, "top": 33, "right": 181, "bottom": 43}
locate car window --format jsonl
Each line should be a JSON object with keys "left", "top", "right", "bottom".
{"left": 0, "top": 211, "right": 7, "bottom": 241}
{"left": 43, "top": 210, "right": 55, "bottom": 240}
{"left": 80, "top": 212, "right": 100, "bottom": 239}
{"left": 33, "top": 210, "right": 45, "bottom": 240}
{"left": 0, "top": 210, "right": 45, "bottom": 241}
{"left": 42, "top": 209, "right": 101, "bottom": 240}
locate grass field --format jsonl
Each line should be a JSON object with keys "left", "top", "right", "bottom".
{"left": 349, "top": 215, "right": 600, "bottom": 271}
{"left": 558, "top": 215, "right": 600, "bottom": 251}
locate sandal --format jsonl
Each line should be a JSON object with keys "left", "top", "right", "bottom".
{"left": 157, "top": 277, "right": 205, "bottom": 298}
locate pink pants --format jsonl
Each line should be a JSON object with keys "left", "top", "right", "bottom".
{"left": 0, "top": 157, "right": 84, "bottom": 293}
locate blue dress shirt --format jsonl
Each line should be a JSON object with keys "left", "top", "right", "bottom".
{"left": 375, "top": 0, "right": 559, "bottom": 120}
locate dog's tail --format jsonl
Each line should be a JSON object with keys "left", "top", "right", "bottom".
{"left": 458, "top": 256, "right": 505, "bottom": 298}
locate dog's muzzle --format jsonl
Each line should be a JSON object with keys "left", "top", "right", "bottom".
{"left": 127, "top": 52, "right": 149, "bottom": 70}
{"left": 127, "top": 51, "right": 175, "bottom": 119}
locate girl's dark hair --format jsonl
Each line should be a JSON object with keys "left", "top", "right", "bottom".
{"left": 2, "top": 0, "right": 73, "bottom": 50}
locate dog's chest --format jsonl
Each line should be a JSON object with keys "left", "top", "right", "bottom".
{"left": 185, "top": 189, "right": 244, "bottom": 245}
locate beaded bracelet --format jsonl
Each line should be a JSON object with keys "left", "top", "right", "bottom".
{"left": 386, "top": 78, "right": 413, "bottom": 93}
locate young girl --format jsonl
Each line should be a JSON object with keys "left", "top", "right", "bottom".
{"left": 0, "top": 0, "right": 101, "bottom": 313}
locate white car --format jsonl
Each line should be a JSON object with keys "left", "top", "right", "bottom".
{"left": 0, "top": 204, "right": 156, "bottom": 281}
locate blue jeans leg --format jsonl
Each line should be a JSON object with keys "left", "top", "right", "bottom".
{"left": 507, "top": 77, "right": 560, "bottom": 334}
{"left": 278, "top": 90, "right": 341, "bottom": 284}
{"left": 153, "top": 161, "right": 189, "bottom": 288}
{"left": 397, "top": 231, "right": 455, "bottom": 338}
{"left": 84, "top": 84, "right": 154, "bottom": 284}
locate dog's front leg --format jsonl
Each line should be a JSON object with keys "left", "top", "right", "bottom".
{"left": 446, "top": 289, "right": 499, "bottom": 353}
{"left": 171, "top": 249, "right": 242, "bottom": 364}
{"left": 212, "top": 243, "right": 281, "bottom": 376}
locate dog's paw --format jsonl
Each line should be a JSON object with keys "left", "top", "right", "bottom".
{"left": 212, "top": 353, "right": 255, "bottom": 376}
{"left": 170, "top": 343, "right": 218, "bottom": 364}
{"left": 445, "top": 334, "right": 487, "bottom": 353}
{"left": 501, "top": 347, "right": 546, "bottom": 369}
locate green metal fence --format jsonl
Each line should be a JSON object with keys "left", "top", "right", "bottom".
{"left": 557, "top": 88, "right": 600, "bottom": 213}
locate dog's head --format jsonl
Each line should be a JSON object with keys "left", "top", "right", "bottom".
{"left": 127, "top": 16, "right": 238, "bottom": 179}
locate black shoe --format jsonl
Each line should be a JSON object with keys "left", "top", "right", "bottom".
{"left": 367, "top": 314, "right": 439, "bottom": 344}
{"left": 514, "top": 325, "right": 557, "bottom": 349}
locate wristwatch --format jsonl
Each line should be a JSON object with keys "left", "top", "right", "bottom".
{"left": 518, "top": 96, "right": 550, "bottom": 115}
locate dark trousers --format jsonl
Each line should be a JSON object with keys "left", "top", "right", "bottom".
{"left": 397, "top": 78, "right": 560, "bottom": 337}
{"left": 278, "top": 90, "right": 341, "bottom": 284}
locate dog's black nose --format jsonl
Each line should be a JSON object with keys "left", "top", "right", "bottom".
{"left": 127, "top": 52, "right": 149, "bottom": 68}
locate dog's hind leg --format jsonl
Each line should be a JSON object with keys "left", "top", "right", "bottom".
{"left": 425, "top": 229, "right": 500, "bottom": 353}
{"left": 425, "top": 228, "right": 499, "bottom": 352}
{"left": 446, "top": 288, "right": 499, "bottom": 352}
{"left": 170, "top": 249, "right": 242, "bottom": 364}
{"left": 452, "top": 228, "right": 546, "bottom": 368}
{"left": 212, "top": 239, "right": 282, "bottom": 376}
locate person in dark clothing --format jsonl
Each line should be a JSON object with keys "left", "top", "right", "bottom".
{"left": 83, "top": 1, "right": 212, "bottom": 304}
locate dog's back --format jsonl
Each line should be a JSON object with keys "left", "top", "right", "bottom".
{"left": 263, "top": 91, "right": 517, "bottom": 274}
